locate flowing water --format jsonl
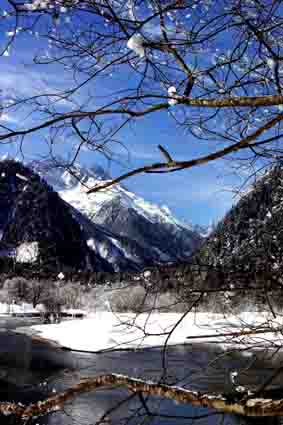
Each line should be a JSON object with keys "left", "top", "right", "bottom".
{"left": 0, "top": 317, "right": 282, "bottom": 425}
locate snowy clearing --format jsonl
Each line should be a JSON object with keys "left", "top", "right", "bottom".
{"left": 30, "top": 311, "right": 283, "bottom": 352}
{"left": 0, "top": 302, "right": 39, "bottom": 315}
{"left": 0, "top": 302, "right": 85, "bottom": 317}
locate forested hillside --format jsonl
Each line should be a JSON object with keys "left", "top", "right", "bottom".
{"left": 0, "top": 160, "right": 106, "bottom": 272}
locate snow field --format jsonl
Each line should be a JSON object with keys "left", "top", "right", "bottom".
{"left": 31, "top": 311, "right": 283, "bottom": 352}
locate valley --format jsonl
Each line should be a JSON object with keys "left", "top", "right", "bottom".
{"left": 0, "top": 159, "right": 282, "bottom": 424}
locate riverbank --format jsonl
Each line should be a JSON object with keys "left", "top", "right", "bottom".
{"left": 22, "top": 310, "right": 283, "bottom": 353}
{"left": 1, "top": 314, "right": 283, "bottom": 425}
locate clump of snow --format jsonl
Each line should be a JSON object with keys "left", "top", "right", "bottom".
{"left": 87, "top": 238, "right": 96, "bottom": 250}
{"left": 168, "top": 86, "right": 179, "bottom": 106}
{"left": 127, "top": 34, "right": 145, "bottom": 58}
{"left": 3, "top": 48, "right": 10, "bottom": 57}
{"left": 16, "top": 242, "right": 39, "bottom": 263}
{"left": 20, "top": 0, "right": 51, "bottom": 11}
{"left": 143, "top": 270, "right": 151, "bottom": 279}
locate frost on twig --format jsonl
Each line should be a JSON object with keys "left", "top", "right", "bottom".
{"left": 17, "top": 0, "right": 75, "bottom": 11}
{"left": 127, "top": 34, "right": 145, "bottom": 58}
{"left": 18, "top": 0, "right": 50, "bottom": 11}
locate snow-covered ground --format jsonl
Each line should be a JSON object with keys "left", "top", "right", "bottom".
{"left": 0, "top": 302, "right": 40, "bottom": 315}
{"left": 30, "top": 311, "right": 283, "bottom": 352}
{"left": 2, "top": 300, "right": 282, "bottom": 353}
{"left": 0, "top": 302, "right": 85, "bottom": 317}
{"left": 3, "top": 300, "right": 281, "bottom": 352}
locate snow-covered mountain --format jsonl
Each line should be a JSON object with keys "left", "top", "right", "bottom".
{"left": 31, "top": 160, "right": 203, "bottom": 271}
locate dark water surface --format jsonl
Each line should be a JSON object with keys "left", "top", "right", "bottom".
{"left": 0, "top": 317, "right": 282, "bottom": 425}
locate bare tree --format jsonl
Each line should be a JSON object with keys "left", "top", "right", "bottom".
{"left": 0, "top": 1, "right": 283, "bottom": 183}
{"left": 26, "top": 278, "right": 48, "bottom": 307}
{"left": 61, "top": 281, "right": 82, "bottom": 308}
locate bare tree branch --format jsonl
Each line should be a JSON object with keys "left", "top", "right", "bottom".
{"left": 87, "top": 113, "right": 283, "bottom": 193}
{"left": 2, "top": 373, "right": 283, "bottom": 419}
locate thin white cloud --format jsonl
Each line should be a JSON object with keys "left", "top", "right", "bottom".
{"left": 0, "top": 112, "right": 19, "bottom": 124}
{"left": 0, "top": 62, "right": 73, "bottom": 100}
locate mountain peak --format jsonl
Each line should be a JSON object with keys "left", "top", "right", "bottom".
{"left": 29, "top": 159, "right": 111, "bottom": 191}
{"left": 0, "top": 158, "right": 203, "bottom": 273}
{"left": 32, "top": 160, "right": 203, "bottom": 268}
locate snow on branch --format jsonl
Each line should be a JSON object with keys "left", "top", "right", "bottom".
{"left": 16, "top": 0, "right": 76, "bottom": 12}
{"left": 1, "top": 373, "right": 283, "bottom": 419}
{"left": 168, "top": 86, "right": 179, "bottom": 106}
{"left": 17, "top": 0, "right": 52, "bottom": 11}
{"left": 127, "top": 34, "right": 145, "bottom": 58}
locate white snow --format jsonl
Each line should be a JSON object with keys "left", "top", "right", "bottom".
{"left": 143, "top": 270, "right": 151, "bottom": 279}
{"left": 16, "top": 242, "right": 39, "bottom": 263}
{"left": 33, "top": 160, "right": 196, "bottom": 232}
{"left": 0, "top": 302, "right": 39, "bottom": 315}
{"left": 168, "top": 86, "right": 179, "bottom": 106}
{"left": 60, "top": 174, "right": 192, "bottom": 230}
{"left": 0, "top": 302, "right": 86, "bottom": 316}
{"left": 3, "top": 48, "right": 10, "bottom": 57}
{"left": 127, "top": 34, "right": 145, "bottom": 58}
{"left": 20, "top": 0, "right": 50, "bottom": 11}
{"left": 87, "top": 238, "right": 96, "bottom": 250}
{"left": 30, "top": 311, "right": 283, "bottom": 352}
{"left": 29, "top": 161, "right": 203, "bottom": 268}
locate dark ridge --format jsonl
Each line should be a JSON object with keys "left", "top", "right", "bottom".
{"left": 0, "top": 159, "right": 108, "bottom": 273}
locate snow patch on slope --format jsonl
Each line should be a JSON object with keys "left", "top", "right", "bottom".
{"left": 16, "top": 241, "right": 39, "bottom": 263}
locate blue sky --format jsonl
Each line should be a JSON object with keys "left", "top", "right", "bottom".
{"left": 0, "top": 2, "right": 247, "bottom": 227}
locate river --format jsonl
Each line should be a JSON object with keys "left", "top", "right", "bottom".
{"left": 0, "top": 317, "right": 282, "bottom": 425}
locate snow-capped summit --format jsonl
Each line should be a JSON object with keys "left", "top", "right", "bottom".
{"left": 34, "top": 160, "right": 193, "bottom": 228}
{"left": 33, "top": 160, "right": 203, "bottom": 270}
{"left": 30, "top": 159, "right": 110, "bottom": 191}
